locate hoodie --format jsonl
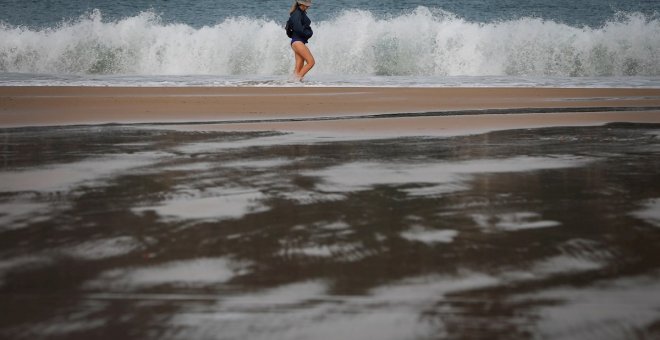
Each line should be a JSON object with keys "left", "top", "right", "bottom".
{"left": 289, "top": 7, "right": 313, "bottom": 43}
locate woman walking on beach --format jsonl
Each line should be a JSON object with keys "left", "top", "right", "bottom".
{"left": 288, "top": 0, "right": 315, "bottom": 81}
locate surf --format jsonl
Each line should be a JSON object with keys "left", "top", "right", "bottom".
{"left": 0, "top": 7, "right": 658, "bottom": 77}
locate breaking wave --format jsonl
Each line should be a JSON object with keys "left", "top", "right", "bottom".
{"left": 1, "top": 7, "right": 658, "bottom": 77}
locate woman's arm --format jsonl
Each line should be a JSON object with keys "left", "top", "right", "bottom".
{"left": 290, "top": 10, "right": 306, "bottom": 37}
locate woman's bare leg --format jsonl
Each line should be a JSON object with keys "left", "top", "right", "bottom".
{"left": 291, "top": 41, "right": 315, "bottom": 81}
{"left": 293, "top": 49, "right": 304, "bottom": 79}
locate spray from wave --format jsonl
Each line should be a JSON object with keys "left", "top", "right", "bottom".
{"left": 1, "top": 7, "right": 658, "bottom": 77}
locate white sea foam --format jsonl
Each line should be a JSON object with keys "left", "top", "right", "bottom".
{"left": 1, "top": 8, "right": 658, "bottom": 78}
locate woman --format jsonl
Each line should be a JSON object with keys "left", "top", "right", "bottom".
{"left": 289, "top": 0, "right": 315, "bottom": 81}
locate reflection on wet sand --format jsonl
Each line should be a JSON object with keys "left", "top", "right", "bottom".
{"left": 1, "top": 123, "right": 660, "bottom": 339}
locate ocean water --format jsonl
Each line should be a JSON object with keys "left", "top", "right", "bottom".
{"left": 0, "top": 0, "right": 659, "bottom": 87}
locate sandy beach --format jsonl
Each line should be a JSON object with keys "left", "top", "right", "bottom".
{"left": 2, "top": 87, "right": 660, "bottom": 339}
{"left": 1, "top": 87, "right": 659, "bottom": 131}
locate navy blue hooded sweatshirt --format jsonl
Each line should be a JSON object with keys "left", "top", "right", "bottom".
{"left": 289, "top": 6, "right": 313, "bottom": 43}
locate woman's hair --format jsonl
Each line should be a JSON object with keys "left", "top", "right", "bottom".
{"left": 289, "top": 1, "right": 299, "bottom": 14}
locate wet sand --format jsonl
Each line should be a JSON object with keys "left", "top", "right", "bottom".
{"left": 1, "top": 87, "right": 660, "bottom": 339}
{"left": 1, "top": 86, "right": 660, "bottom": 128}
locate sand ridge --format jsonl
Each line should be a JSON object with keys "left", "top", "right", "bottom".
{"left": 1, "top": 87, "right": 659, "bottom": 131}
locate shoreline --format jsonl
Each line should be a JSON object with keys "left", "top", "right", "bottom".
{"left": 1, "top": 86, "right": 660, "bottom": 133}
{"left": 163, "top": 110, "right": 660, "bottom": 137}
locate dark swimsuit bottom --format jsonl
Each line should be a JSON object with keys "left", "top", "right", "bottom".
{"left": 291, "top": 38, "right": 306, "bottom": 45}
